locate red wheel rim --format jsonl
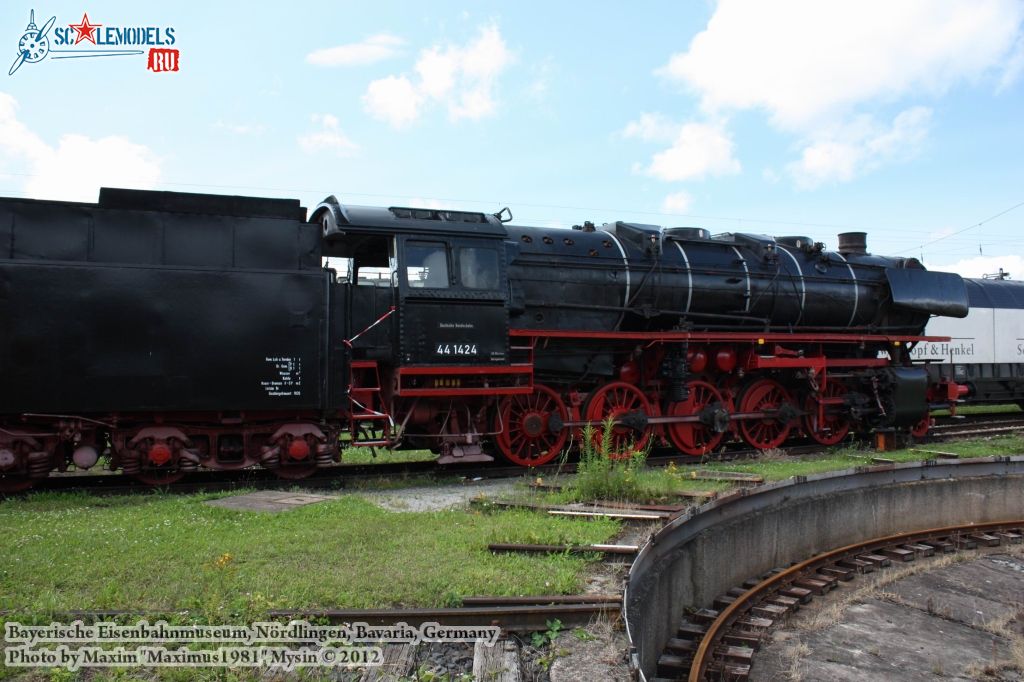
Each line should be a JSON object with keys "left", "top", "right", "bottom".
{"left": 496, "top": 384, "right": 569, "bottom": 467}
{"left": 911, "top": 412, "right": 933, "bottom": 438}
{"left": 584, "top": 381, "right": 653, "bottom": 460}
{"left": 803, "top": 381, "right": 851, "bottom": 446}
{"left": 739, "top": 379, "right": 794, "bottom": 450}
{"left": 667, "top": 380, "right": 726, "bottom": 457}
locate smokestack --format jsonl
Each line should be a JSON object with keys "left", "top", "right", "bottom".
{"left": 837, "top": 232, "right": 867, "bottom": 256}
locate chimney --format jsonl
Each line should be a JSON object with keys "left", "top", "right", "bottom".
{"left": 837, "top": 232, "right": 867, "bottom": 256}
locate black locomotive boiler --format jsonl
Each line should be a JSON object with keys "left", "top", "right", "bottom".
{"left": 0, "top": 188, "right": 970, "bottom": 490}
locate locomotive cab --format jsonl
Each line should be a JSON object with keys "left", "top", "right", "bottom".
{"left": 313, "top": 197, "right": 527, "bottom": 462}
{"left": 314, "top": 197, "right": 511, "bottom": 369}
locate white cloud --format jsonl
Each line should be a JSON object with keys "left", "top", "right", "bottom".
{"left": 306, "top": 34, "right": 404, "bottom": 67}
{"left": 787, "top": 107, "right": 931, "bottom": 188}
{"left": 633, "top": 1, "right": 1023, "bottom": 190}
{"left": 0, "top": 92, "right": 159, "bottom": 202}
{"left": 415, "top": 47, "right": 458, "bottom": 100}
{"left": 625, "top": 116, "right": 741, "bottom": 182}
{"left": 362, "top": 76, "right": 422, "bottom": 128}
{"left": 297, "top": 113, "right": 359, "bottom": 156}
{"left": 928, "top": 254, "right": 1024, "bottom": 279}
{"left": 0, "top": 92, "right": 48, "bottom": 160}
{"left": 662, "top": 191, "right": 694, "bottom": 214}
{"left": 622, "top": 112, "right": 679, "bottom": 143}
{"left": 999, "top": 33, "right": 1024, "bottom": 91}
{"left": 363, "top": 23, "right": 513, "bottom": 127}
{"left": 659, "top": 0, "right": 1024, "bottom": 130}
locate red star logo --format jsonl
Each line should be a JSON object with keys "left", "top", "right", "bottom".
{"left": 68, "top": 13, "right": 102, "bottom": 45}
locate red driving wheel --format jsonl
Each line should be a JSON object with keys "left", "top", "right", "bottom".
{"left": 584, "top": 381, "right": 653, "bottom": 460}
{"left": 803, "top": 381, "right": 851, "bottom": 446}
{"left": 911, "top": 412, "right": 933, "bottom": 438}
{"left": 496, "top": 384, "right": 569, "bottom": 467}
{"left": 738, "top": 378, "right": 795, "bottom": 450}
{"left": 666, "top": 380, "right": 727, "bottom": 457}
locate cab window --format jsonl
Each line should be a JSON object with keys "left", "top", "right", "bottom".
{"left": 405, "top": 241, "right": 449, "bottom": 288}
{"left": 459, "top": 247, "right": 499, "bottom": 289}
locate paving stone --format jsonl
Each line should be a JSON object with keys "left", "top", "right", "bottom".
{"left": 203, "top": 490, "right": 337, "bottom": 512}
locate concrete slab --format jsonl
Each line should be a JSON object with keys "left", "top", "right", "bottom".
{"left": 360, "top": 478, "right": 520, "bottom": 512}
{"left": 883, "top": 554, "right": 1024, "bottom": 629}
{"left": 752, "top": 553, "right": 1023, "bottom": 682}
{"left": 204, "top": 490, "right": 338, "bottom": 513}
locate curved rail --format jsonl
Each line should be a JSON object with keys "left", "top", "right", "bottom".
{"left": 688, "top": 519, "right": 1024, "bottom": 681}
{"left": 622, "top": 456, "right": 1024, "bottom": 681}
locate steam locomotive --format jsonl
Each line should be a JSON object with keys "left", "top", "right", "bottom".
{"left": 0, "top": 188, "right": 971, "bottom": 491}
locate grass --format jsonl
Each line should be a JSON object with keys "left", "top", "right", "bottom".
{"left": 529, "top": 434, "right": 1024, "bottom": 506}
{"left": 684, "top": 434, "right": 1024, "bottom": 482}
{"left": 0, "top": 490, "right": 618, "bottom": 624}
{"left": 568, "top": 420, "right": 649, "bottom": 502}
{"left": 340, "top": 445, "right": 437, "bottom": 465}
{"left": 932, "top": 402, "right": 1022, "bottom": 417}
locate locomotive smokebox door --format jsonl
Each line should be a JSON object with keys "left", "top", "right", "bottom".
{"left": 398, "top": 236, "right": 509, "bottom": 366}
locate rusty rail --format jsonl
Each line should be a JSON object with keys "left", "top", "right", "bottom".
{"left": 687, "top": 520, "right": 1024, "bottom": 681}
{"left": 623, "top": 456, "right": 1024, "bottom": 682}
{"left": 268, "top": 603, "right": 618, "bottom": 633}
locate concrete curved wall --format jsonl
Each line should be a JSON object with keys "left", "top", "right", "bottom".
{"left": 623, "top": 457, "right": 1024, "bottom": 679}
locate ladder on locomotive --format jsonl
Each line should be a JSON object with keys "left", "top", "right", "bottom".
{"left": 347, "top": 360, "right": 391, "bottom": 446}
{"left": 510, "top": 337, "right": 535, "bottom": 377}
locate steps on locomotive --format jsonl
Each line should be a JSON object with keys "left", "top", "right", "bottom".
{"left": 348, "top": 361, "right": 391, "bottom": 446}
{"left": 510, "top": 342, "right": 535, "bottom": 367}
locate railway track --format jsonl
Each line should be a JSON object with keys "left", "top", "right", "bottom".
{"left": 667, "top": 521, "right": 1024, "bottom": 681}
{"left": 928, "top": 412, "right": 1024, "bottom": 440}
{"left": 10, "top": 410, "right": 1023, "bottom": 496}
{"left": 624, "top": 457, "right": 1024, "bottom": 682}
{"left": 0, "top": 598, "right": 620, "bottom": 635}
{"left": 14, "top": 443, "right": 825, "bottom": 496}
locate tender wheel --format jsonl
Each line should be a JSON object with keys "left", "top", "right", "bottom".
{"left": 739, "top": 378, "right": 795, "bottom": 450}
{"left": 803, "top": 381, "right": 851, "bottom": 446}
{"left": 261, "top": 425, "right": 331, "bottom": 480}
{"left": 584, "top": 381, "right": 653, "bottom": 459}
{"left": 123, "top": 427, "right": 194, "bottom": 486}
{"left": 0, "top": 439, "right": 49, "bottom": 493}
{"left": 666, "top": 380, "right": 727, "bottom": 457}
{"left": 911, "top": 412, "right": 933, "bottom": 438}
{"left": 495, "top": 384, "right": 569, "bottom": 467}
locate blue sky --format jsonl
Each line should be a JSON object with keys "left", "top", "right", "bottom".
{"left": 2, "top": 0, "right": 1023, "bottom": 276}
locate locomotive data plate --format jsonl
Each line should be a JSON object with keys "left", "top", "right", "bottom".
{"left": 400, "top": 302, "right": 508, "bottom": 366}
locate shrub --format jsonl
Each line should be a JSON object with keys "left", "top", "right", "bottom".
{"left": 571, "top": 417, "right": 649, "bottom": 501}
